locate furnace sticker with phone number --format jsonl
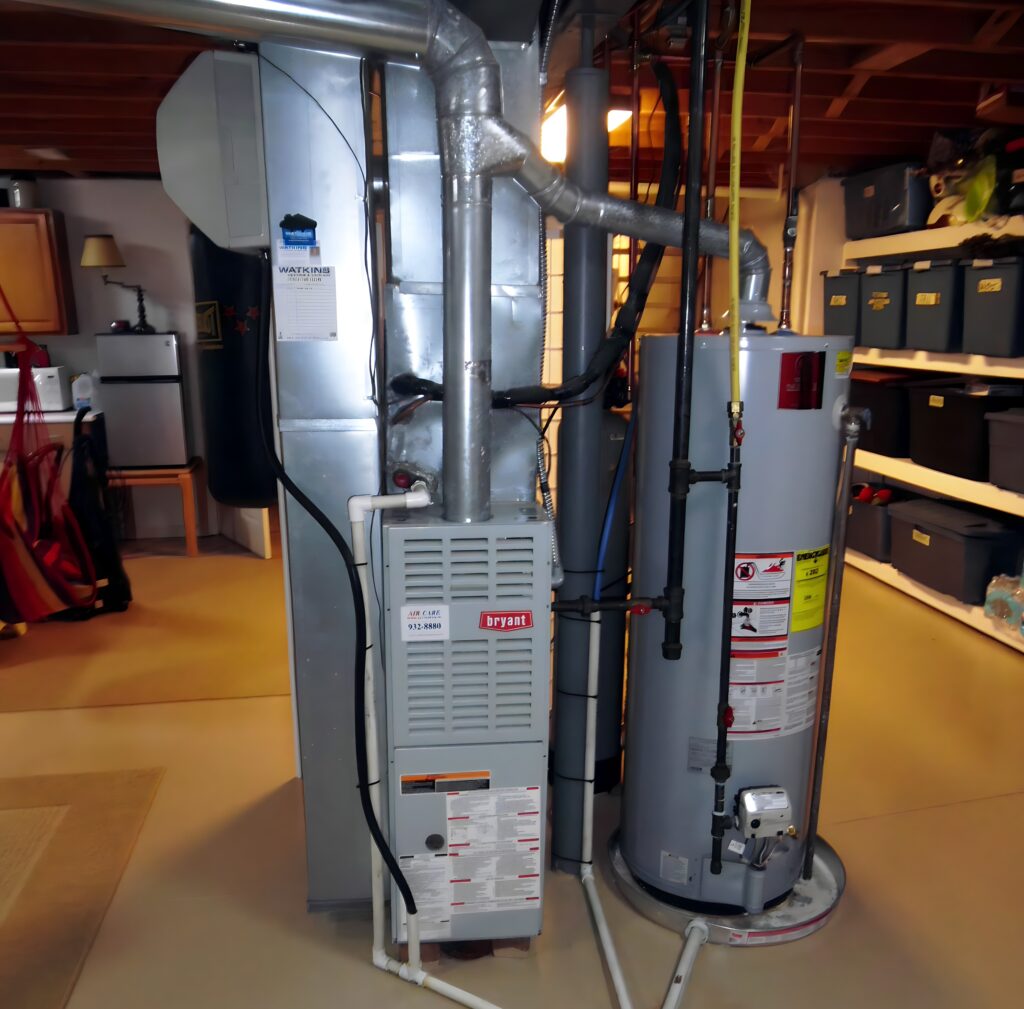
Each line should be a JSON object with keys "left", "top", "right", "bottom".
{"left": 400, "top": 604, "right": 450, "bottom": 641}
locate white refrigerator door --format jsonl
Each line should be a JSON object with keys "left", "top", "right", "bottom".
{"left": 101, "top": 381, "right": 188, "bottom": 467}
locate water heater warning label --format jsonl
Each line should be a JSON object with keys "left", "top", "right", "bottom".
{"left": 733, "top": 553, "right": 794, "bottom": 600}
{"left": 728, "top": 647, "right": 821, "bottom": 740}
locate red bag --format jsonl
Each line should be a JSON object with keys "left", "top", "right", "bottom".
{"left": 0, "top": 283, "right": 96, "bottom": 621}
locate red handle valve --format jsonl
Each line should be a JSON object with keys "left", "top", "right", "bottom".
{"left": 630, "top": 603, "right": 652, "bottom": 616}
{"left": 724, "top": 706, "right": 735, "bottom": 729}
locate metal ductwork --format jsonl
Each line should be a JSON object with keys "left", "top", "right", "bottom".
{"left": 16, "top": 0, "right": 772, "bottom": 523}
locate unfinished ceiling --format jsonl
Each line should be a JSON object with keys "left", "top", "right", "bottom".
{"left": 0, "top": 0, "right": 1022, "bottom": 186}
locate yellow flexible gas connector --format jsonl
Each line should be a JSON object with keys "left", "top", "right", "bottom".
{"left": 728, "top": 0, "right": 752, "bottom": 413}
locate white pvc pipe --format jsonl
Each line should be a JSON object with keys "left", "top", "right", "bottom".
{"left": 660, "top": 920, "right": 709, "bottom": 1009}
{"left": 579, "top": 614, "right": 635, "bottom": 1009}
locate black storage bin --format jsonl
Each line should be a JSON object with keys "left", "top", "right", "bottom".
{"left": 822, "top": 269, "right": 861, "bottom": 341}
{"left": 908, "top": 382, "right": 1024, "bottom": 480}
{"left": 962, "top": 257, "right": 1024, "bottom": 358}
{"left": 888, "top": 499, "right": 1022, "bottom": 604}
{"left": 859, "top": 265, "right": 907, "bottom": 349}
{"left": 987, "top": 408, "right": 1024, "bottom": 493}
{"left": 905, "top": 260, "right": 963, "bottom": 352}
{"left": 848, "top": 491, "right": 912, "bottom": 562}
{"left": 850, "top": 368, "right": 915, "bottom": 456}
{"left": 841, "top": 162, "right": 931, "bottom": 240}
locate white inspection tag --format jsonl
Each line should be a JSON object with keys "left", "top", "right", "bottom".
{"left": 728, "top": 840, "right": 747, "bottom": 855}
{"left": 273, "top": 256, "right": 338, "bottom": 341}
{"left": 400, "top": 604, "right": 449, "bottom": 642}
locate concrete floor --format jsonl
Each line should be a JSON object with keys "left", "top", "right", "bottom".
{"left": 1, "top": 567, "right": 1022, "bottom": 1008}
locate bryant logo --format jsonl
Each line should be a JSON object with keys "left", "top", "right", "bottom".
{"left": 479, "top": 610, "right": 534, "bottom": 632}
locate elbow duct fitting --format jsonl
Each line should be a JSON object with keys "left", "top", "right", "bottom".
{"left": 15, "top": 0, "right": 774, "bottom": 522}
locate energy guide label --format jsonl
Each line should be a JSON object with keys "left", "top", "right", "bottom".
{"left": 728, "top": 648, "right": 821, "bottom": 740}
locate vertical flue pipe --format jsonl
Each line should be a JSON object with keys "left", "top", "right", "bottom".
{"left": 552, "top": 26, "right": 609, "bottom": 875}
{"left": 442, "top": 173, "right": 493, "bottom": 521}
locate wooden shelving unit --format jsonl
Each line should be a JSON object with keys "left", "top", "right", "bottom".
{"left": 852, "top": 347, "right": 1024, "bottom": 380}
{"left": 846, "top": 551, "right": 1024, "bottom": 655}
{"left": 843, "top": 218, "right": 1024, "bottom": 264}
{"left": 840, "top": 221, "right": 1024, "bottom": 648}
{"left": 855, "top": 450, "right": 1024, "bottom": 518}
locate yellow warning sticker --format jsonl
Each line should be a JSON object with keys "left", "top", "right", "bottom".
{"left": 835, "top": 351, "right": 853, "bottom": 377}
{"left": 791, "top": 546, "right": 830, "bottom": 633}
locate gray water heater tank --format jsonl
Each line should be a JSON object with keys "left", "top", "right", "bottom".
{"left": 622, "top": 331, "right": 853, "bottom": 913}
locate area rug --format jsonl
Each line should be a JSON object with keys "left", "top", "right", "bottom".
{"left": 0, "top": 769, "right": 163, "bottom": 1009}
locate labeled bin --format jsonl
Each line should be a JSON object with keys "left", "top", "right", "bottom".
{"left": 909, "top": 382, "right": 1024, "bottom": 480}
{"left": 888, "top": 499, "right": 1022, "bottom": 604}
{"left": 987, "top": 408, "right": 1024, "bottom": 493}
{"left": 842, "top": 163, "right": 931, "bottom": 240}
{"left": 962, "top": 257, "right": 1024, "bottom": 357}
{"left": 860, "top": 265, "right": 907, "bottom": 349}
{"left": 850, "top": 368, "right": 916, "bottom": 457}
{"left": 822, "top": 269, "right": 861, "bottom": 341}
{"left": 905, "top": 260, "right": 963, "bottom": 352}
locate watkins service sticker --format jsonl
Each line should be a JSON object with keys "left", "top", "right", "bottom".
{"left": 401, "top": 605, "right": 449, "bottom": 642}
{"left": 479, "top": 610, "right": 534, "bottom": 632}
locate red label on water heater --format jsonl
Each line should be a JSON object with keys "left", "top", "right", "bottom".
{"left": 479, "top": 610, "right": 534, "bottom": 632}
{"left": 777, "top": 351, "right": 826, "bottom": 410}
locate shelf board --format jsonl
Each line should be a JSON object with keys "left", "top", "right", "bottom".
{"left": 843, "top": 218, "right": 1024, "bottom": 263}
{"left": 852, "top": 347, "right": 1024, "bottom": 380}
{"left": 854, "top": 450, "right": 1024, "bottom": 518}
{"left": 846, "top": 550, "right": 1024, "bottom": 655}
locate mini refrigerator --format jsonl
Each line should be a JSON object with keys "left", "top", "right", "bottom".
{"left": 97, "top": 333, "right": 189, "bottom": 467}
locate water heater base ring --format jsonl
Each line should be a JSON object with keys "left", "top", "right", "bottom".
{"left": 608, "top": 832, "right": 845, "bottom": 947}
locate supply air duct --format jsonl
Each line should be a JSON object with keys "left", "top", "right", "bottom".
{"left": 18, "top": 0, "right": 771, "bottom": 523}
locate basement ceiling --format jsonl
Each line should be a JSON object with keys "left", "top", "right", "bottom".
{"left": 0, "top": 0, "right": 1022, "bottom": 186}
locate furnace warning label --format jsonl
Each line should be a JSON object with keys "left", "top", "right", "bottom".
{"left": 733, "top": 553, "right": 794, "bottom": 600}
{"left": 791, "top": 546, "right": 830, "bottom": 632}
{"left": 731, "top": 600, "right": 791, "bottom": 640}
{"left": 398, "top": 852, "right": 453, "bottom": 940}
{"left": 445, "top": 786, "right": 543, "bottom": 915}
{"left": 728, "top": 647, "right": 821, "bottom": 740}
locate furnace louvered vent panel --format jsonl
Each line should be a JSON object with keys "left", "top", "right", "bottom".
{"left": 385, "top": 509, "right": 551, "bottom": 749}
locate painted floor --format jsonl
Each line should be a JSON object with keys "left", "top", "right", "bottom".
{"left": 1, "top": 565, "right": 1022, "bottom": 1009}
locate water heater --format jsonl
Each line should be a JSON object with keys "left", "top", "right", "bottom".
{"left": 622, "top": 331, "right": 852, "bottom": 914}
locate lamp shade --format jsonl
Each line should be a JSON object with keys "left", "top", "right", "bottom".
{"left": 80, "top": 234, "right": 125, "bottom": 269}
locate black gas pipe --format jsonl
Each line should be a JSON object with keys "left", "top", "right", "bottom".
{"left": 661, "top": 0, "right": 709, "bottom": 661}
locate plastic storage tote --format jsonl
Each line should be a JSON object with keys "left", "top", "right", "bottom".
{"left": 822, "top": 269, "right": 861, "bottom": 341}
{"left": 848, "top": 490, "right": 913, "bottom": 562}
{"left": 841, "top": 163, "right": 931, "bottom": 240}
{"left": 905, "top": 260, "right": 963, "bottom": 352}
{"left": 859, "top": 265, "right": 907, "bottom": 349}
{"left": 908, "top": 382, "right": 1024, "bottom": 480}
{"left": 888, "top": 499, "right": 1022, "bottom": 604}
{"left": 850, "top": 368, "right": 916, "bottom": 456}
{"left": 962, "top": 257, "right": 1024, "bottom": 357}
{"left": 987, "top": 408, "right": 1024, "bottom": 492}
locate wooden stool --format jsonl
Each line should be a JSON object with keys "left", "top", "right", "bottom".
{"left": 108, "top": 458, "right": 201, "bottom": 557}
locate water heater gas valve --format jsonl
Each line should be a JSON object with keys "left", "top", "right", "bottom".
{"left": 736, "top": 787, "right": 793, "bottom": 839}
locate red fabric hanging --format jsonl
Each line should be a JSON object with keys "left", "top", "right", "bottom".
{"left": 0, "top": 281, "right": 97, "bottom": 621}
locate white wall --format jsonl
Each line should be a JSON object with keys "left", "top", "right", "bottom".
{"left": 35, "top": 178, "right": 215, "bottom": 539}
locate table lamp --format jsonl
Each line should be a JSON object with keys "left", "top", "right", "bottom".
{"left": 80, "top": 234, "right": 156, "bottom": 334}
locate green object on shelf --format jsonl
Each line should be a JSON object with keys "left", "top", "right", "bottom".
{"left": 961, "top": 156, "right": 997, "bottom": 223}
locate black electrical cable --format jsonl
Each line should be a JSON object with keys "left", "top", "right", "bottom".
{"left": 254, "top": 261, "right": 417, "bottom": 918}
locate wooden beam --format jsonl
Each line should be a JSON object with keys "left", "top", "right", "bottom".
{"left": 853, "top": 43, "right": 934, "bottom": 73}
{"left": 750, "top": 116, "right": 789, "bottom": 152}
{"left": 974, "top": 9, "right": 1023, "bottom": 46}
{"left": 825, "top": 72, "right": 870, "bottom": 118}
{"left": 0, "top": 46, "right": 199, "bottom": 76}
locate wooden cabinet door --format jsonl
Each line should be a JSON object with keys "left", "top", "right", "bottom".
{"left": 0, "top": 209, "right": 77, "bottom": 336}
